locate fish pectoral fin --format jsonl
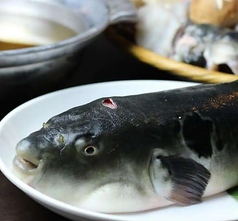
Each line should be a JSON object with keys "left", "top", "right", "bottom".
{"left": 151, "top": 156, "right": 211, "bottom": 205}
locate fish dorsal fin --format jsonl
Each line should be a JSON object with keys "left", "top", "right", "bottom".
{"left": 151, "top": 155, "right": 211, "bottom": 205}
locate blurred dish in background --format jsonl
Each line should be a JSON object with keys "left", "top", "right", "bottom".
{"left": 0, "top": 0, "right": 137, "bottom": 99}
{"left": 104, "top": 0, "right": 238, "bottom": 84}
{"left": 129, "top": 0, "right": 238, "bottom": 76}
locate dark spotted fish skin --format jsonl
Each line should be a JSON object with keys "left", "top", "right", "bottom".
{"left": 13, "top": 80, "right": 238, "bottom": 213}
{"left": 91, "top": 80, "right": 238, "bottom": 159}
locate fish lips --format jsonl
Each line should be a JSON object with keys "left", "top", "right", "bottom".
{"left": 13, "top": 155, "right": 45, "bottom": 175}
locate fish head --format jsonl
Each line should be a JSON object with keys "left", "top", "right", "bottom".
{"left": 12, "top": 96, "right": 211, "bottom": 213}
{"left": 13, "top": 97, "right": 164, "bottom": 212}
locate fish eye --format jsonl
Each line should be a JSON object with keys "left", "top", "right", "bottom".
{"left": 83, "top": 146, "right": 99, "bottom": 156}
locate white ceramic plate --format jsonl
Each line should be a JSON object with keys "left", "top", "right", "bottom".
{"left": 0, "top": 80, "right": 238, "bottom": 221}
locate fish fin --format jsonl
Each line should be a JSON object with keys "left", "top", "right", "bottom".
{"left": 152, "top": 156, "right": 211, "bottom": 205}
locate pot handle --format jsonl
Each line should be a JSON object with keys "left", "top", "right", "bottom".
{"left": 104, "top": 0, "right": 137, "bottom": 24}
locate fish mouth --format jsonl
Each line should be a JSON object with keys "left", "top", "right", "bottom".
{"left": 13, "top": 155, "right": 44, "bottom": 175}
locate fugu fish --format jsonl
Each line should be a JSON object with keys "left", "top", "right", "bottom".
{"left": 13, "top": 80, "right": 238, "bottom": 213}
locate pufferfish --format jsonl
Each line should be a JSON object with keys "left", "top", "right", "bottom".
{"left": 13, "top": 80, "right": 238, "bottom": 213}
